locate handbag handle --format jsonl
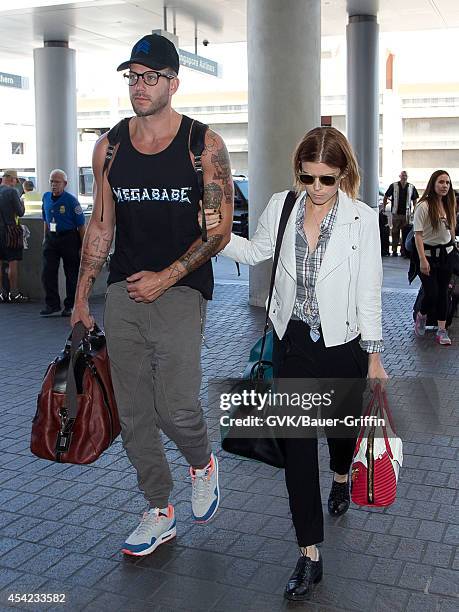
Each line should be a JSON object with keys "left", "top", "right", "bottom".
{"left": 250, "top": 359, "right": 273, "bottom": 380}
{"left": 354, "top": 383, "right": 397, "bottom": 458}
{"left": 64, "top": 322, "right": 88, "bottom": 421}
{"left": 54, "top": 322, "right": 92, "bottom": 456}
{"left": 255, "top": 191, "right": 297, "bottom": 376}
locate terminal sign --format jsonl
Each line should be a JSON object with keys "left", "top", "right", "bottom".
{"left": 0, "top": 72, "right": 28, "bottom": 89}
{"left": 179, "top": 50, "right": 218, "bottom": 77}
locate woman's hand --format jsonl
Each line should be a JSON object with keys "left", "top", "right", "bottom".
{"left": 198, "top": 208, "right": 222, "bottom": 231}
{"left": 367, "top": 353, "right": 388, "bottom": 391}
{"left": 420, "top": 257, "right": 430, "bottom": 275}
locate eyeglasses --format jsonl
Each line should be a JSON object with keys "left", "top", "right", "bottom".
{"left": 297, "top": 173, "right": 340, "bottom": 187}
{"left": 124, "top": 70, "right": 175, "bottom": 87}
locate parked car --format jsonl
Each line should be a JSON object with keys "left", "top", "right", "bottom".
{"left": 233, "top": 175, "right": 248, "bottom": 238}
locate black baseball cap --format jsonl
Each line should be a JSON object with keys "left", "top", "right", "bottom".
{"left": 117, "top": 34, "right": 180, "bottom": 74}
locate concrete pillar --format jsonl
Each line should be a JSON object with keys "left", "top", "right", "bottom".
{"left": 247, "top": 0, "right": 321, "bottom": 307}
{"left": 33, "top": 42, "right": 78, "bottom": 196}
{"left": 347, "top": 14, "right": 379, "bottom": 208}
{"left": 381, "top": 89, "right": 402, "bottom": 187}
{"left": 381, "top": 51, "right": 402, "bottom": 186}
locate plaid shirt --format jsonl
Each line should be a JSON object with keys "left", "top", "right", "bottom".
{"left": 292, "top": 194, "right": 383, "bottom": 353}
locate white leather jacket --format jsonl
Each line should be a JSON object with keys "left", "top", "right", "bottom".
{"left": 222, "top": 189, "right": 383, "bottom": 348}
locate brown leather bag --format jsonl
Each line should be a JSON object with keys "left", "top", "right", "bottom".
{"left": 31, "top": 322, "right": 121, "bottom": 464}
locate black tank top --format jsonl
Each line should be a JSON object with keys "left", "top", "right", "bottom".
{"left": 107, "top": 114, "right": 213, "bottom": 300}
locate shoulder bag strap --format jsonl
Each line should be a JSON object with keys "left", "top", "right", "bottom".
{"left": 256, "top": 190, "right": 297, "bottom": 373}
{"left": 99, "top": 117, "right": 131, "bottom": 222}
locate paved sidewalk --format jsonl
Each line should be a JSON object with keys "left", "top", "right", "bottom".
{"left": 0, "top": 258, "right": 457, "bottom": 611}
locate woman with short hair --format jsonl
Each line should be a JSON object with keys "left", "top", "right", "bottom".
{"left": 216, "top": 127, "right": 387, "bottom": 601}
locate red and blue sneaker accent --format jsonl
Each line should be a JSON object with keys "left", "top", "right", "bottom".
{"left": 190, "top": 452, "right": 220, "bottom": 523}
{"left": 122, "top": 504, "right": 176, "bottom": 556}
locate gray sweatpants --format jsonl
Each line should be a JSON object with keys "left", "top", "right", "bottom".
{"left": 104, "top": 281, "right": 211, "bottom": 507}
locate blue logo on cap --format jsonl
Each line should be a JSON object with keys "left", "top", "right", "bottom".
{"left": 134, "top": 40, "right": 151, "bottom": 56}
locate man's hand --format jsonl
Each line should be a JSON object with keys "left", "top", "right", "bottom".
{"left": 71, "top": 300, "right": 95, "bottom": 330}
{"left": 126, "top": 270, "right": 172, "bottom": 302}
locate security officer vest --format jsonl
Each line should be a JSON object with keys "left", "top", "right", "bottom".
{"left": 107, "top": 115, "right": 213, "bottom": 300}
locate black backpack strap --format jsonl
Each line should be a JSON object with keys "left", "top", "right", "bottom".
{"left": 190, "top": 119, "right": 209, "bottom": 242}
{"left": 99, "top": 118, "right": 130, "bottom": 221}
{"left": 103, "top": 118, "right": 128, "bottom": 175}
{"left": 256, "top": 191, "right": 297, "bottom": 374}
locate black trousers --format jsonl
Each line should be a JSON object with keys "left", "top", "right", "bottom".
{"left": 273, "top": 319, "right": 368, "bottom": 547}
{"left": 42, "top": 231, "right": 81, "bottom": 310}
{"left": 419, "top": 253, "right": 453, "bottom": 322}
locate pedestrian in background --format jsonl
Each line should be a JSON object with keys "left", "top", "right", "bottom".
{"left": 21, "top": 180, "right": 42, "bottom": 215}
{"left": 383, "top": 170, "right": 419, "bottom": 257}
{"left": 0, "top": 169, "right": 29, "bottom": 303}
{"left": 413, "top": 169, "right": 456, "bottom": 345}
{"left": 40, "top": 169, "right": 85, "bottom": 317}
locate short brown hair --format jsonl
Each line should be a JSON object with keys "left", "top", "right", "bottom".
{"left": 23, "top": 180, "right": 34, "bottom": 191}
{"left": 293, "top": 127, "right": 360, "bottom": 199}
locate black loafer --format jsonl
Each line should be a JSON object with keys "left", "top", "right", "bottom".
{"left": 328, "top": 479, "right": 350, "bottom": 517}
{"left": 61, "top": 308, "right": 72, "bottom": 317}
{"left": 284, "top": 552, "right": 323, "bottom": 601}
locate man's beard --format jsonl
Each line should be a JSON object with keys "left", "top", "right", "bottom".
{"left": 131, "top": 91, "right": 169, "bottom": 117}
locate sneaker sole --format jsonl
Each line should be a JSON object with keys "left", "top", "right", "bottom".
{"left": 193, "top": 456, "right": 220, "bottom": 524}
{"left": 122, "top": 526, "right": 176, "bottom": 557}
{"left": 435, "top": 339, "right": 451, "bottom": 346}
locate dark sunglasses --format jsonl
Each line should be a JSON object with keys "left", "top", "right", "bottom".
{"left": 297, "top": 173, "right": 340, "bottom": 187}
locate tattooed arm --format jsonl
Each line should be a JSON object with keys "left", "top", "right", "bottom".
{"left": 71, "top": 134, "right": 116, "bottom": 329}
{"left": 126, "top": 129, "right": 234, "bottom": 302}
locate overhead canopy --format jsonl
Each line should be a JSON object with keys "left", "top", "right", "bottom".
{"left": 0, "top": 0, "right": 458, "bottom": 59}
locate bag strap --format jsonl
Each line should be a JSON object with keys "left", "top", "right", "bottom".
{"left": 103, "top": 118, "right": 128, "bottom": 175}
{"left": 255, "top": 191, "right": 297, "bottom": 377}
{"left": 65, "top": 322, "right": 87, "bottom": 421}
{"left": 189, "top": 118, "right": 209, "bottom": 242}
{"left": 55, "top": 322, "right": 88, "bottom": 458}
{"left": 99, "top": 118, "right": 130, "bottom": 222}
{"left": 354, "top": 384, "right": 397, "bottom": 458}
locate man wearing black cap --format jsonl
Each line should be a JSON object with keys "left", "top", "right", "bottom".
{"left": 72, "top": 33, "right": 233, "bottom": 556}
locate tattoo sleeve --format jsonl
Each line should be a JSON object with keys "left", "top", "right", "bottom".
{"left": 76, "top": 228, "right": 113, "bottom": 300}
{"left": 168, "top": 130, "right": 231, "bottom": 282}
{"left": 177, "top": 234, "right": 224, "bottom": 275}
{"left": 203, "top": 182, "right": 223, "bottom": 210}
{"left": 201, "top": 131, "right": 233, "bottom": 207}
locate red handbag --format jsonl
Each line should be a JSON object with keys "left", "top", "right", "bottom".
{"left": 31, "top": 322, "right": 121, "bottom": 464}
{"left": 351, "top": 385, "right": 403, "bottom": 507}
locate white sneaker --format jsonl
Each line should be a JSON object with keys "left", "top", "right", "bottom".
{"left": 415, "top": 312, "right": 427, "bottom": 336}
{"left": 122, "top": 504, "right": 176, "bottom": 556}
{"left": 190, "top": 452, "right": 220, "bottom": 523}
{"left": 435, "top": 329, "right": 452, "bottom": 345}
